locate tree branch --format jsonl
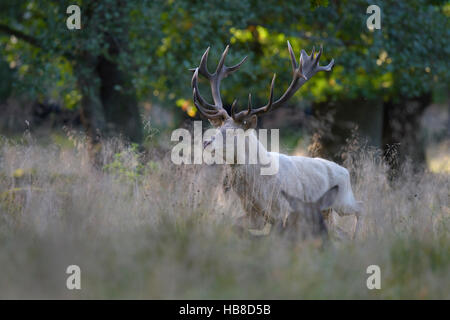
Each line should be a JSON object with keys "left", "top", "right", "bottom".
{"left": 0, "top": 23, "right": 43, "bottom": 49}
{"left": 0, "top": 23, "right": 77, "bottom": 60}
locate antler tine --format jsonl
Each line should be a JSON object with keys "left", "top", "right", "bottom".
{"left": 189, "top": 47, "right": 211, "bottom": 77}
{"left": 230, "top": 99, "right": 238, "bottom": 119}
{"left": 317, "top": 58, "right": 335, "bottom": 72}
{"left": 191, "top": 69, "right": 214, "bottom": 108}
{"left": 224, "top": 55, "right": 248, "bottom": 77}
{"left": 192, "top": 69, "right": 228, "bottom": 120}
{"left": 298, "top": 53, "right": 306, "bottom": 80}
{"left": 247, "top": 41, "right": 334, "bottom": 117}
{"left": 232, "top": 74, "right": 275, "bottom": 120}
{"left": 198, "top": 47, "right": 211, "bottom": 78}
{"left": 193, "top": 88, "right": 225, "bottom": 118}
{"left": 232, "top": 94, "right": 251, "bottom": 120}
{"left": 190, "top": 45, "right": 248, "bottom": 122}
{"left": 208, "top": 45, "right": 247, "bottom": 110}
{"left": 313, "top": 45, "right": 322, "bottom": 67}
{"left": 266, "top": 74, "right": 276, "bottom": 110}
{"left": 215, "top": 45, "right": 229, "bottom": 75}
{"left": 300, "top": 49, "right": 308, "bottom": 63}
{"left": 215, "top": 45, "right": 248, "bottom": 78}
{"left": 193, "top": 87, "right": 228, "bottom": 119}
{"left": 190, "top": 41, "right": 334, "bottom": 122}
{"left": 287, "top": 40, "right": 298, "bottom": 72}
{"left": 260, "top": 74, "right": 276, "bottom": 113}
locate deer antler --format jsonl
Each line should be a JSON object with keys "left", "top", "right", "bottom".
{"left": 232, "top": 41, "right": 334, "bottom": 121}
{"left": 191, "top": 45, "right": 247, "bottom": 121}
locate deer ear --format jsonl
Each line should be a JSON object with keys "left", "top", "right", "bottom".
{"left": 248, "top": 115, "right": 257, "bottom": 128}
{"left": 318, "top": 185, "right": 339, "bottom": 211}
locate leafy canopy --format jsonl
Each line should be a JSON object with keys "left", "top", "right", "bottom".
{"left": 0, "top": 0, "right": 448, "bottom": 114}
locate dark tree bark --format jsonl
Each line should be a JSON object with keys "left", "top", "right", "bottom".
{"left": 312, "top": 93, "right": 432, "bottom": 173}
{"left": 312, "top": 98, "right": 384, "bottom": 161}
{"left": 74, "top": 38, "right": 142, "bottom": 145}
{"left": 382, "top": 93, "right": 432, "bottom": 172}
{"left": 97, "top": 38, "right": 142, "bottom": 143}
{"left": 0, "top": 6, "right": 143, "bottom": 146}
{"left": 75, "top": 54, "right": 106, "bottom": 145}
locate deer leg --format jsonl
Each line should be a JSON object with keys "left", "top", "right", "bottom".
{"left": 352, "top": 213, "right": 362, "bottom": 240}
{"left": 248, "top": 222, "right": 272, "bottom": 237}
{"left": 332, "top": 201, "right": 363, "bottom": 240}
{"left": 321, "top": 208, "right": 334, "bottom": 229}
{"left": 246, "top": 206, "right": 272, "bottom": 236}
{"left": 233, "top": 203, "right": 270, "bottom": 236}
{"left": 322, "top": 209, "right": 353, "bottom": 241}
{"left": 232, "top": 215, "right": 248, "bottom": 237}
{"left": 314, "top": 210, "right": 329, "bottom": 240}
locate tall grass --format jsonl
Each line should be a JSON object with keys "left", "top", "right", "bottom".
{"left": 0, "top": 133, "right": 448, "bottom": 299}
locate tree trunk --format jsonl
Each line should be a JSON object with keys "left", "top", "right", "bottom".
{"left": 97, "top": 55, "right": 142, "bottom": 144}
{"left": 311, "top": 94, "right": 431, "bottom": 172}
{"left": 312, "top": 98, "right": 384, "bottom": 161}
{"left": 75, "top": 54, "right": 106, "bottom": 145}
{"left": 75, "top": 50, "right": 142, "bottom": 145}
{"left": 382, "top": 93, "right": 432, "bottom": 172}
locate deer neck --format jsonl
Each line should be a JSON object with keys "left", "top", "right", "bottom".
{"left": 231, "top": 131, "right": 268, "bottom": 165}
{"left": 229, "top": 132, "right": 273, "bottom": 180}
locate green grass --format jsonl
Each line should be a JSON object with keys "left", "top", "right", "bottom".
{"left": 0, "top": 135, "right": 448, "bottom": 299}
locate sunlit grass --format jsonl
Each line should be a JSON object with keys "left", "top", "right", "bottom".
{"left": 427, "top": 140, "right": 450, "bottom": 174}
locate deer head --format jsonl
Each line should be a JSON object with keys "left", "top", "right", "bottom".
{"left": 191, "top": 41, "right": 334, "bottom": 160}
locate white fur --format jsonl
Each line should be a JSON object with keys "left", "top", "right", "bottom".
{"left": 224, "top": 132, "right": 361, "bottom": 225}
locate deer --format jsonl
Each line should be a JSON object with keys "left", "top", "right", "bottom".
{"left": 280, "top": 186, "right": 338, "bottom": 241}
{"left": 190, "top": 41, "right": 362, "bottom": 239}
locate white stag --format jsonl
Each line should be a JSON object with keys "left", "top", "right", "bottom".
{"left": 191, "top": 41, "right": 361, "bottom": 238}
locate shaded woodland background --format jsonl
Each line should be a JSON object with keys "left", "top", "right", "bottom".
{"left": 0, "top": 0, "right": 449, "bottom": 299}
{"left": 0, "top": 0, "right": 449, "bottom": 169}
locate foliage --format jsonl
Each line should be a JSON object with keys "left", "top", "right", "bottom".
{"left": 0, "top": 0, "right": 448, "bottom": 115}
{"left": 103, "top": 143, "right": 158, "bottom": 184}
